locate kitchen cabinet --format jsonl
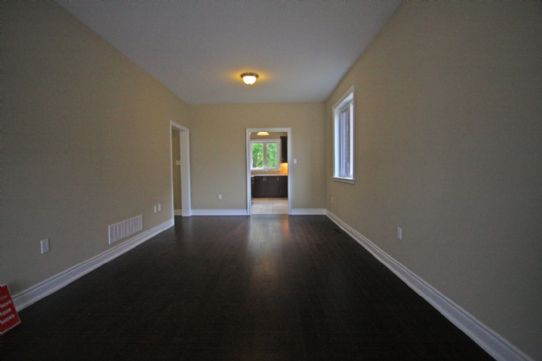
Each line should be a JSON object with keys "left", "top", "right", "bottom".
{"left": 251, "top": 176, "right": 288, "bottom": 198}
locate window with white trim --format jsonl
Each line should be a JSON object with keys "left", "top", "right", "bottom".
{"left": 251, "top": 140, "right": 280, "bottom": 170}
{"left": 333, "top": 89, "right": 354, "bottom": 181}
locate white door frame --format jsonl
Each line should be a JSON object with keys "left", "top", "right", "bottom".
{"left": 170, "top": 121, "right": 192, "bottom": 217}
{"left": 246, "top": 128, "right": 292, "bottom": 215}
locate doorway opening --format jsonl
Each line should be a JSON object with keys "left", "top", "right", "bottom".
{"left": 171, "top": 121, "right": 191, "bottom": 219}
{"left": 246, "top": 128, "right": 292, "bottom": 215}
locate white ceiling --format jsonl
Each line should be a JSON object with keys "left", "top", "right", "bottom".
{"left": 57, "top": 0, "right": 399, "bottom": 104}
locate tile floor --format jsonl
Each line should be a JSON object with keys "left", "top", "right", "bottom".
{"left": 251, "top": 197, "right": 288, "bottom": 214}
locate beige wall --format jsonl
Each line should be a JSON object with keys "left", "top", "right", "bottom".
{"left": 171, "top": 130, "right": 182, "bottom": 210}
{"left": 190, "top": 103, "right": 324, "bottom": 209}
{"left": 0, "top": 0, "right": 189, "bottom": 294}
{"left": 325, "top": 1, "right": 542, "bottom": 359}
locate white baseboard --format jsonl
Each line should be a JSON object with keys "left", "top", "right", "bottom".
{"left": 290, "top": 208, "right": 327, "bottom": 215}
{"left": 191, "top": 209, "right": 248, "bottom": 216}
{"left": 190, "top": 208, "right": 326, "bottom": 216}
{"left": 174, "top": 209, "right": 182, "bottom": 216}
{"left": 325, "top": 210, "right": 533, "bottom": 361}
{"left": 12, "top": 219, "right": 174, "bottom": 311}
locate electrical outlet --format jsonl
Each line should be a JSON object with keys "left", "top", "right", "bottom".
{"left": 153, "top": 205, "right": 157, "bottom": 213}
{"left": 157, "top": 203, "right": 161, "bottom": 212}
{"left": 396, "top": 226, "right": 403, "bottom": 241}
{"left": 40, "top": 239, "right": 49, "bottom": 254}
{"left": 218, "top": 194, "right": 223, "bottom": 200}
{"left": 293, "top": 158, "right": 298, "bottom": 165}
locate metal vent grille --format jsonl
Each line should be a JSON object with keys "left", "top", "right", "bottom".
{"left": 108, "top": 215, "right": 143, "bottom": 245}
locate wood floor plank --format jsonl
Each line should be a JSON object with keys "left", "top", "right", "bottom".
{"left": 1, "top": 215, "right": 494, "bottom": 360}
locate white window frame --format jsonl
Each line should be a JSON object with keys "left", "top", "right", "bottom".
{"left": 333, "top": 87, "right": 355, "bottom": 183}
{"left": 250, "top": 139, "right": 281, "bottom": 171}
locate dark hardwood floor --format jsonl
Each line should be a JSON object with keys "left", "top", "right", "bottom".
{"left": 1, "top": 215, "right": 494, "bottom": 360}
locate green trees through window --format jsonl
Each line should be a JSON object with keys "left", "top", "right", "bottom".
{"left": 266, "top": 143, "right": 278, "bottom": 168}
{"left": 251, "top": 141, "right": 279, "bottom": 170}
{"left": 252, "top": 143, "right": 264, "bottom": 168}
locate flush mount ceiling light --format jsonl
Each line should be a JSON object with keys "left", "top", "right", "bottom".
{"left": 257, "top": 131, "right": 270, "bottom": 136}
{"left": 241, "top": 72, "right": 259, "bottom": 85}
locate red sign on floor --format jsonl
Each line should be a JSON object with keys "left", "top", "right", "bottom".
{"left": 0, "top": 284, "right": 21, "bottom": 334}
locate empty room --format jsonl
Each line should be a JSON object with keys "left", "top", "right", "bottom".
{"left": 1, "top": 1, "right": 541, "bottom": 360}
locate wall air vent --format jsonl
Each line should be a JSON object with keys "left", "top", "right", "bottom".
{"left": 108, "top": 215, "right": 143, "bottom": 245}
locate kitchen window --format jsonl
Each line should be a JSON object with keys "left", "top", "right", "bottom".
{"left": 251, "top": 140, "right": 280, "bottom": 170}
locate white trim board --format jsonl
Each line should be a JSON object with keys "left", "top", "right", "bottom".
{"left": 170, "top": 121, "right": 192, "bottom": 217}
{"left": 325, "top": 210, "right": 533, "bottom": 361}
{"left": 191, "top": 208, "right": 327, "bottom": 216}
{"left": 290, "top": 208, "right": 327, "bottom": 215}
{"left": 12, "top": 219, "right": 174, "bottom": 311}
{"left": 191, "top": 209, "right": 249, "bottom": 216}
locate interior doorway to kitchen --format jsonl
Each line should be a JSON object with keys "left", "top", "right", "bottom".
{"left": 246, "top": 128, "right": 291, "bottom": 215}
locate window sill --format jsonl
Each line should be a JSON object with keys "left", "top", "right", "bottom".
{"left": 332, "top": 177, "right": 355, "bottom": 184}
